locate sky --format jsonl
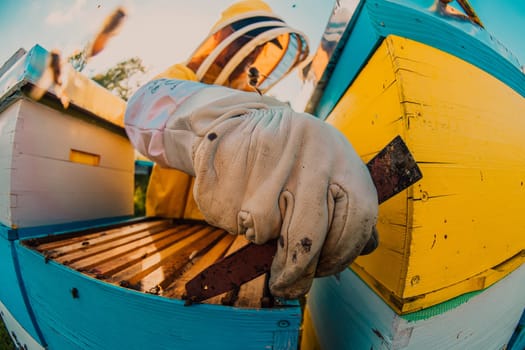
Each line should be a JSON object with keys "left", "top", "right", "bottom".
{"left": 0, "top": 0, "right": 335, "bottom": 101}
{"left": 0, "top": 0, "right": 524, "bottom": 101}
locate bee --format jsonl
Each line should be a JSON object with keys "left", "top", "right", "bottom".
{"left": 247, "top": 66, "right": 263, "bottom": 95}
{"left": 88, "top": 7, "right": 127, "bottom": 58}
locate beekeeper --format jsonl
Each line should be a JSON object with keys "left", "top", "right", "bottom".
{"left": 144, "top": 0, "right": 310, "bottom": 220}
{"left": 127, "top": 0, "right": 378, "bottom": 298}
{"left": 125, "top": 79, "right": 378, "bottom": 298}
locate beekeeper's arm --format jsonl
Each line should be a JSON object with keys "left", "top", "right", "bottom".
{"left": 143, "top": 64, "right": 204, "bottom": 219}
{"left": 125, "top": 79, "right": 378, "bottom": 298}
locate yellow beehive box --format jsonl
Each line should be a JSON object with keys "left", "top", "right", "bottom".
{"left": 327, "top": 35, "right": 525, "bottom": 313}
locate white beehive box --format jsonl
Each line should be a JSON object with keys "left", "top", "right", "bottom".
{"left": 0, "top": 45, "right": 134, "bottom": 228}
{"left": 303, "top": 263, "right": 525, "bottom": 350}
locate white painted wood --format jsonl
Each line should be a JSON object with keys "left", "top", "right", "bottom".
{"left": 0, "top": 99, "right": 135, "bottom": 228}
{"left": 10, "top": 153, "right": 133, "bottom": 227}
{"left": 0, "top": 299, "right": 45, "bottom": 350}
{"left": 17, "top": 100, "right": 133, "bottom": 172}
{"left": 308, "top": 264, "right": 525, "bottom": 350}
{"left": 0, "top": 102, "right": 19, "bottom": 227}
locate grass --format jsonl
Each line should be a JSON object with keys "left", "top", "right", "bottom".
{"left": 0, "top": 316, "right": 15, "bottom": 350}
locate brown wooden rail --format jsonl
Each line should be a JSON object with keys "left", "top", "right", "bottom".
{"left": 23, "top": 218, "right": 272, "bottom": 308}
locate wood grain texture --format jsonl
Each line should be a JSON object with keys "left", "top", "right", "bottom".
{"left": 17, "top": 231, "right": 301, "bottom": 349}
{"left": 24, "top": 219, "right": 275, "bottom": 309}
{"left": 0, "top": 98, "right": 134, "bottom": 228}
{"left": 304, "top": 265, "right": 525, "bottom": 350}
{"left": 327, "top": 35, "right": 525, "bottom": 312}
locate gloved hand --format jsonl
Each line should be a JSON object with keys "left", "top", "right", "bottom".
{"left": 125, "top": 79, "right": 378, "bottom": 298}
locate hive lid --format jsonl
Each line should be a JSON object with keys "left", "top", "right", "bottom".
{"left": 0, "top": 44, "right": 126, "bottom": 129}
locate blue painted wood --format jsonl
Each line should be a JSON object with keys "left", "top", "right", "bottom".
{"left": 0, "top": 235, "right": 46, "bottom": 346}
{"left": 314, "top": 0, "right": 525, "bottom": 120}
{"left": 1, "top": 216, "right": 135, "bottom": 241}
{"left": 314, "top": 4, "right": 381, "bottom": 120}
{"left": 0, "top": 225, "right": 17, "bottom": 241}
{"left": 308, "top": 271, "right": 397, "bottom": 349}
{"left": 368, "top": 0, "right": 524, "bottom": 95}
{"left": 508, "top": 310, "right": 525, "bottom": 350}
{"left": 0, "top": 45, "right": 48, "bottom": 108}
{"left": 15, "top": 242, "right": 301, "bottom": 350}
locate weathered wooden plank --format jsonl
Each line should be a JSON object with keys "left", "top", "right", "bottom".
{"left": 54, "top": 222, "right": 180, "bottom": 265}
{"left": 35, "top": 220, "right": 171, "bottom": 251}
{"left": 111, "top": 226, "right": 217, "bottom": 285}
{"left": 25, "top": 220, "right": 273, "bottom": 308}
{"left": 162, "top": 233, "right": 236, "bottom": 298}
{"left": 138, "top": 228, "right": 227, "bottom": 293}
{"left": 235, "top": 275, "right": 267, "bottom": 308}
{"left": 69, "top": 225, "right": 200, "bottom": 273}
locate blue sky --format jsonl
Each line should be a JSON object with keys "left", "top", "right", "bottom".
{"left": 0, "top": 0, "right": 334, "bottom": 76}
{"left": 0, "top": 0, "right": 523, "bottom": 99}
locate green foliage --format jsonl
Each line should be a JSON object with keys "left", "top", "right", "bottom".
{"left": 0, "top": 317, "right": 15, "bottom": 350}
{"left": 134, "top": 180, "right": 146, "bottom": 216}
{"left": 134, "top": 171, "right": 151, "bottom": 216}
{"left": 68, "top": 49, "right": 88, "bottom": 72}
{"left": 92, "top": 57, "right": 147, "bottom": 101}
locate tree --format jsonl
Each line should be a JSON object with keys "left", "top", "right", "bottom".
{"left": 68, "top": 49, "right": 89, "bottom": 72}
{"left": 91, "top": 57, "right": 147, "bottom": 101}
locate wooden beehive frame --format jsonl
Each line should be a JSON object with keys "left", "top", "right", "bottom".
{"left": 23, "top": 219, "right": 272, "bottom": 308}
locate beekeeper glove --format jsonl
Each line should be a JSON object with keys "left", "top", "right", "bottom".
{"left": 125, "top": 79, "right": 378, "bottom": 298}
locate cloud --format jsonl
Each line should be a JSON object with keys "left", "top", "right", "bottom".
{"left": 45, "top": 0, "right": 86, "bottom": 25}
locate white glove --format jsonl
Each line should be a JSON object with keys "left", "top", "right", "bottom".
{"left": 125, "top": 79, "right": 378, "bottom": 298}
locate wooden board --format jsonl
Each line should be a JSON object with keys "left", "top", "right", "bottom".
{"left": 0, "top": 99, "right": 134, "bottom": 228}
{"left": 23, "top": 218, "right": 274, "bottom": 309}
{"left": 303, "top": 264, "right": 525, "bottom": 350}
{"left": 16, "top": 227, "right": 301, "bottom": 349}
{"left": 327, "top": 35, "right": 525, "bottom": 312}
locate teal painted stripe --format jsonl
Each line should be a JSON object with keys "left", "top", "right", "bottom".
{"left": 401, "top": 290, "right": 482, "bottom": 322}
{"left": 314, "top": 0, "right": 525, "bottom": 120}
{"left": 0, "top": 45, "right": 47, "bottom": 102}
